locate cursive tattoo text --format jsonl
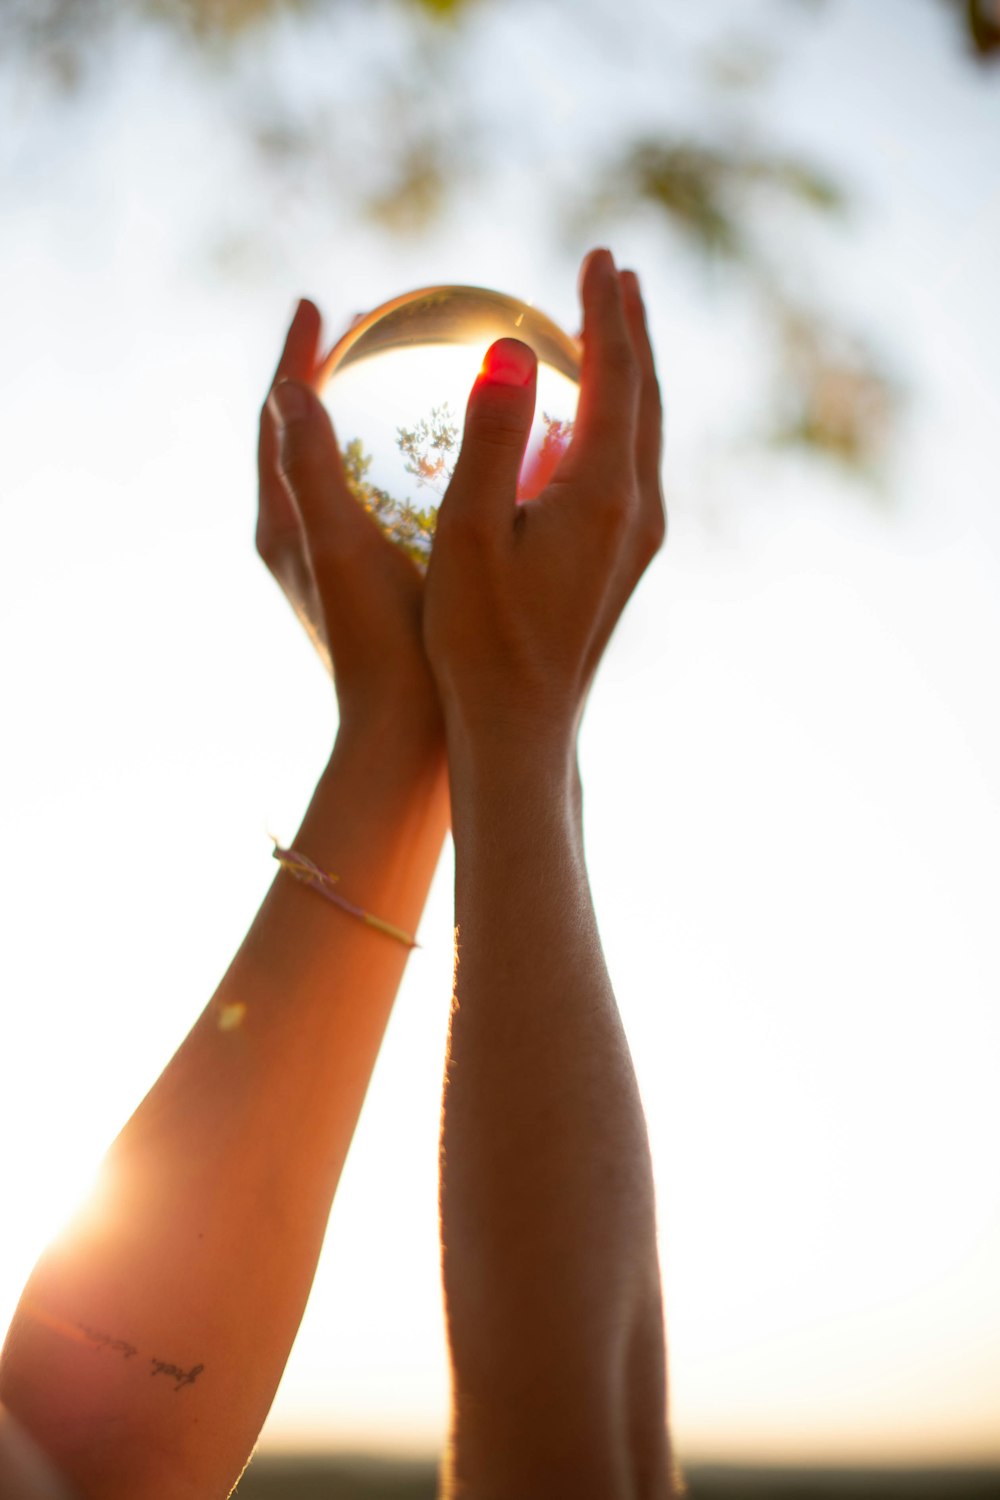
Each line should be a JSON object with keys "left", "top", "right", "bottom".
{"left": 150, "top": 1358, "right": 205, "bottom": 1392}
{"left": 77, "top": 1323, "right": 138, "bottom": 1360}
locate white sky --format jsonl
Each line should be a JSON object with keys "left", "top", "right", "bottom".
{"left": 1, "top": 0, "right": 998, "bottom": 1468}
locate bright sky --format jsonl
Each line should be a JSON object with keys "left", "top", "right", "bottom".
{"left": 1, "top": 0, "right": 998, "bottom": 1469}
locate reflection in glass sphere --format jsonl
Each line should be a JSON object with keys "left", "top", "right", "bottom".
{"left": 318, "top": 286, "right": 582, "bottom": 569}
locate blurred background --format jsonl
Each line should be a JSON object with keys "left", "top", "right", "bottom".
{"left": 1, "top": 0, "right": 998, "bottom": 1494}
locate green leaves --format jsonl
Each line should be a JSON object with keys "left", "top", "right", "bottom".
{"left": 937, "top": 0, "right": 1000, "bottom": 60}
{"left": 766, "top": 303, "right": 904, "bottom": 480}
{"left": 339, "top": 407, "right": 462, "bottom": 570}
{"left": 412, "top": 0, "right": 472, "bottom": 15}
{"left": 581, "top": 134, "right": 903, "bottom": 480}
{"left": 592, "top": 139, "right": 846, "bottom": 266}
{"left": 9, "top": 0, "right": 962, "bottom": 501}
{"left": 397, "top": 406, "right": 460, "bottom": 494}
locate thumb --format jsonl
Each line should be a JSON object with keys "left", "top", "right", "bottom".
{"left": 440, "top": 338, "right": 537, "bottom": 535}
{"left": 268, "top": 378, "right": 349, "bottom": 540}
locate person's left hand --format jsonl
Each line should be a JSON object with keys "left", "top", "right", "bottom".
{"left": 257, "top": 298, "right": 445, "bottom": 750}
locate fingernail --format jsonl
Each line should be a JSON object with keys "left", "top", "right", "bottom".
{"left": 269, "top": 379, "right": 310, "bottom": 425}
{"left": 578, "top": 247, "right": 616, "bottom": 298}
{"left": 481, "top": 338, "right": 536, "bottom": 387}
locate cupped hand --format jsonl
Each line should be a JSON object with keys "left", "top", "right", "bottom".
{"left": 258, "top": 299, "right": 445, "bottom": 747}
{"left": 422, "top": 249, "right": 666, "bottom": 754}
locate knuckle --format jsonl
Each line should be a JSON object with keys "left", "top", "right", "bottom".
{"left": 466, "top": 402, "right": 530, "bottom": 452}
{"left": 482, "top": 423, "right": 527, "bottom": 461}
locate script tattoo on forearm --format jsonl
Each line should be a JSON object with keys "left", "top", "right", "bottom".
{"left": 150, "top": 1358, "right": 205, "bottom": 1392}
{"left": 77, "top": 1323, "right": 139, "bottom": 1360}
{"left": 73, "top": 1321, "right": 205, "bottom": 1392}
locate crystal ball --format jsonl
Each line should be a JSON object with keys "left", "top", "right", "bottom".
{"left": 317, "top": 285, "right": 582, "bottom": 569}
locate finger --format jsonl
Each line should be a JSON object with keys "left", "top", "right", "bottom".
{"left": 620, "top": 269, "right": 667, "bottom": 549}
{"left": 563, "top": 248, "right": 640, "bottom": 485}
{"left": 438, "top": 338, "right": 538, "bottom": 540}
{"left": 271, "top": 298, "right": 323, "bottom": 388}
{"left": 268, "top": 378, "right": 367, "bottom": 558}
{"left": 259, "top": 299, "right": 323, "bottom": 534}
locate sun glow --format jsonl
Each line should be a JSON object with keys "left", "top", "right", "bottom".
{"left": 0, "top": 1150, "right": 107, "bottom": 1333}
{"left": 1, "top": 0, "right": 999, "bottom": 1471}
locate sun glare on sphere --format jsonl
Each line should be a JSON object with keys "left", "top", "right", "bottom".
{"left": 319, "top": 285, "right": 581, "bottom": 569}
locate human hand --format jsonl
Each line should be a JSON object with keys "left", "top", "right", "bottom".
{"left": 422, "top": 249, "right": 665, "bottom": 756}
{"left": 258, "top": 299, "right": 445, "bottom": 748}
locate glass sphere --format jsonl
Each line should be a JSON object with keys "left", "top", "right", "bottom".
{"left": 317, "top": 285, "right": 582, "bottom": 569}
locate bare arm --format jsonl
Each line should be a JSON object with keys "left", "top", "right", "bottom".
{"left": 0, "top": 1403, "right": 78, "bottom": 1500}
{"left": 425, "top": 252, "right": 678, "bottom": 1498}
{"left": 0, "top": 301, "right": 450, "bottom": 1500}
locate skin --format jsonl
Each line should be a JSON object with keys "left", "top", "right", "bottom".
{"left": 0, "top": 1402, "right": 77, "bottom": 1500}
{"left": 426, "top": 250, "right": 676, "bottom": 1499}
{"left": 0, "top": 298, "right": 451, "bottom": 1500}
{"left": 0, "top": 248, "right": 676, "bottom": 1499}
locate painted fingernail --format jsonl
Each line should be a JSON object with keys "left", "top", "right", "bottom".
{"left": 269, "top": 379, "right": 310, "bottom": 425}
{"left": 481, "top": 338, "right": 536, "bottom": 386}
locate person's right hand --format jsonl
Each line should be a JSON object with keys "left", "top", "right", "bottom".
{"left": 422, "top": 248, "right": 665, "bottom": 758}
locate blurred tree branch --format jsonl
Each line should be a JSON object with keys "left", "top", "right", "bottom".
{"left": 940, "top": 0, "right": 1000, "bottom": 59}
{"left": 0, "top": 0, "right": 469, "bottom": 74}
{"left": 580, "top": 134, "right": 902, "bottom": 483}
{"left": 5, "top": 0, "right": 968, "bottom": 495}
{"left": 763, "top": 294, "right": 904, "bottom": 478}
{"left": 586, "top": 140, "right": 847, "bottom": 267}
{"left": 787, "top": 0, "right": 1000, "bottom": 60}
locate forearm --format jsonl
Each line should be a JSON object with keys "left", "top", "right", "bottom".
{"left": 439, "top": 733, "right": 672, "bottom": 1495}
{"left": 0, "top": 1402, "right": 78, "bottom": 1500}
{"left": 0, "top": 721, "right": 450, "bottom": 1500}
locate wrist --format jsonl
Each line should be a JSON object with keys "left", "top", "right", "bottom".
{"left": 335, "top": 700, "right": 448, "bottom": 776}
{"left": 312, "top": 715, "right": 451, "bottom": 851}
{"left": 272, "top": 715, "right": 450, "bottom": 956}
{"left": 445, "top": 717, "right": 582, "bottom": 833}
{"left": 444, "top": 697, "right": 577, "bottom": 773}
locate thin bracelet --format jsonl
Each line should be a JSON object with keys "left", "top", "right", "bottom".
{"left": 271, "top": 839, "right": 419, "bottom": 950}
